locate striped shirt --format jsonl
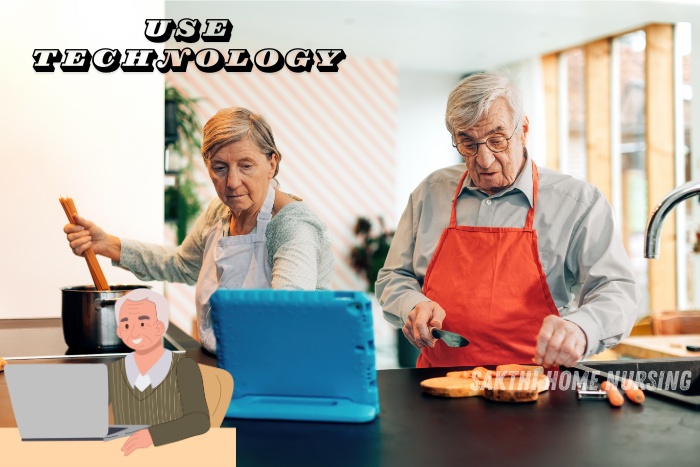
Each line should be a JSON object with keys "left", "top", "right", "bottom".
{"left": 108, "top": 353, "right": 210, "bottom": 446}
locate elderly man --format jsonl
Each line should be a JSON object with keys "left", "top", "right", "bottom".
{"left": 377, "top": 72, "right": 639, "bottom": 369}
{"left": 110, "top": 288, "right": 209, "bottom": 456}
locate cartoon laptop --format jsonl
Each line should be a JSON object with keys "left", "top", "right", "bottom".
{"left": 6, "top": 363, "right": 147, "bottom": 441}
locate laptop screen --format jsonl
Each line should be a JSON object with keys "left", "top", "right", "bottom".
{"left": 6, "top": 363, "right": 109, "bottom": 439}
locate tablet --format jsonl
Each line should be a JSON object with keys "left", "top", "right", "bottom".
{"left": 210, "top": 290, "right": 380, "bottom": 423}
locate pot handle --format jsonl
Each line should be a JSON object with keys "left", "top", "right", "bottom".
{"left": 94, "top": 298, "right": 117, "bottom": 310}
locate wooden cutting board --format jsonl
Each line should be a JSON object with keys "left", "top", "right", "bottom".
{"left": 421, "top": 372, "right": 549, "bottom": 403}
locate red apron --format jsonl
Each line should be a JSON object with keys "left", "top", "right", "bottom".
{"left": 417, "top": 161, "right": 559, "bottom": 368}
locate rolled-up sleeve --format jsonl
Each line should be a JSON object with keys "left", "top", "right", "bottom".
{"left": 113, "top": 199, "right": 220, "bottom": 285}
{"left": 562, "top": 191, "right": 640, "bottom": 356}
{"left": 376, "top": 193, "right": 431, "bottom": 327}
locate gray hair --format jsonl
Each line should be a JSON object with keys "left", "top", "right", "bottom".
{"left": 114, "top": 288, "right": 169, "bottom": 331}
{"left": 201, "top": 107, "right": 282, "bottom": 179}
{"left": 445, "top": 71, "right": 524, "bottom": 137}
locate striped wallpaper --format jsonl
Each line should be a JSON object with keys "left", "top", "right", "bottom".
{"left": 164, "top": 59, "right": 398, "bottom": 335}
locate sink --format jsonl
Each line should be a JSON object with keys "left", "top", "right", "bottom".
{"left": 651, "top": 311, "right": 700, "bottom": 334}
{"left": 576, "top": 358, "right": 700, "bottom": 409}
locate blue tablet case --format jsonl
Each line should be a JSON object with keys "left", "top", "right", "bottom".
{"left": 210, "top": 290, "right": 380, "bottom": 423}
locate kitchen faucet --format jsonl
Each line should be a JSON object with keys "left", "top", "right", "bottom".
{"left": 645, "top": 180, "right": 700, "bottom": 258}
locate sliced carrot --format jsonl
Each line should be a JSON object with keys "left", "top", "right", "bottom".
{"left": 621, "top": 379, "right": 645, "bottom": 404}
{"left": 601, "top": 381, "right": 624, "bottom": 407}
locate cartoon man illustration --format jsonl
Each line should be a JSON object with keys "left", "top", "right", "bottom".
{"left": 111, "top": 288, "right": 209, "bottom": 456}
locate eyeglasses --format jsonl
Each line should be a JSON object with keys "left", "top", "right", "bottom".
{"left": 452, "top": 123, "right": 519, "bottom": 158}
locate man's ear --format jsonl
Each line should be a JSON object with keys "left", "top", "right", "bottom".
{"left": 155, "top": 321, "right": 166, "bottom": 338}
{"left": 520, "top": 115, "right": 530, "bottom": 146}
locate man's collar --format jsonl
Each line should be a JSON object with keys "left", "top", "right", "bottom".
{"left": 124, "top": 349, "right": 173, "bottom": 391}
{"left": 462, "top": 148, "right": 534, "bottom": 207}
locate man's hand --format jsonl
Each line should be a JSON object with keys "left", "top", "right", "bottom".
{"left": 402, "top": 301, "right": 446, "bottom": 349}
{"left": 534, "top": 315, "right": 587, "bottom": 368}
{"left": 121, "top": 429, "right": 154, "bottom": 456}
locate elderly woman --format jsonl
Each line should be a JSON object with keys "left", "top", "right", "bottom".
{"left": 64, "top": 107, "right": 334, "bottom": 352}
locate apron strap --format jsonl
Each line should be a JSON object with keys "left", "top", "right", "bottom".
{"left": 253, "top": 182, "right": 277, "bottom": 241}
{"left": 525, "top": 160, "right": 538, "bottom": 230}
{"left": 257, "top": 182, "right": 276, "bottom": 222}
{"left": 449, "top": 170, "right": 471, "bottom": 228}
{"left": 449, "top": 158, "right": 539, "bottom": 230}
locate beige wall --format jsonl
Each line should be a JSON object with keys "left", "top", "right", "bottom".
{"left": 0, "top": 1, "right": 164, "bottom": 318}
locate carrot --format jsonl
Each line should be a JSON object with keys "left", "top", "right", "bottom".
{"left": 471, "top": 367, "right": 493, "bottom": 380}
{"left": 497, "top": 364, "right": 544, "bottom": 373}
{"left": 495, "top": 370, "right": 526, "bottom": 377}
{"left": 601, "top": 381, "right": 624, "bottom": 407}
{"left": 494, "top": 364, "right": 544, "bottom": 378}
{"left": 446, "top": 370, "right": 473, "bottom": 379}
{"left": 497, "top": 364, "right": 521, "bottom": 372}
{"left": 621, "top": 379, "right": 645, "bottom": 404}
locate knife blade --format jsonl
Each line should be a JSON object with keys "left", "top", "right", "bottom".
{"left": 430, "top": 327, "right": 470, "bottom": 348}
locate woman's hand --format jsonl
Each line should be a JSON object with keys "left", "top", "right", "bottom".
{"left": 63, "top": 215, "right": 121, "bottom": 261}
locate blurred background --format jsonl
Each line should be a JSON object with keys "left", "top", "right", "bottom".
{"left": 2, "top": 0, "right": 700, "bottom": 368}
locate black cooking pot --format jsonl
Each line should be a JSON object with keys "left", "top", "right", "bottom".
{"left": 61, "top": 284, "right": 151, "bottom": 350}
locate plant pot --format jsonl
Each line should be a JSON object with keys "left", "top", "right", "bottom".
{"left": 397, "top": 328, "right": 421, "bottom": 368}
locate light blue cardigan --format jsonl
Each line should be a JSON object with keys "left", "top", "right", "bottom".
{"left": 114, "top": 196, "right": 333, "bottom": 290}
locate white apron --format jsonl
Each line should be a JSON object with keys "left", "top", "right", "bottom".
{"left": 195, "top": 184, "right": 275, "bottom": 352}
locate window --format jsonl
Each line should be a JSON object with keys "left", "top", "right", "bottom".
{"left": 617, "top": 30, "right": 649, "bottom": 316}
{"left": 560, "top": 48, "right": 587, "bottom": 180}
{"left": 545, "top": 23, "right": 691, "bottom": 320}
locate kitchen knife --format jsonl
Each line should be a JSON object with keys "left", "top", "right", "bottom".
{"left": 430, "top": 327, "right": 470, "bottom": 347}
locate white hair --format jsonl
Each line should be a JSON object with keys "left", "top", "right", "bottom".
{"left": 114, "top": 288, "right": 169, "bottom": 331}
{"left": 445, "top": 71, "right": 525, "bottom": 138}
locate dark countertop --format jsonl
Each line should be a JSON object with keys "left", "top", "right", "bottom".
{"left": 2, "top": 319, "right": 700, "bottom": 467}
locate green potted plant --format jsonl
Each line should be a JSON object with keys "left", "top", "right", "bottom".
{"left": 350, "top": 217, "right": 392, "bottom": 293}
{"left": 350, "top": 217, "right": 420, "bottom": 367}
{"left": 164, "top": 85, "right": 203, "bottom": 244}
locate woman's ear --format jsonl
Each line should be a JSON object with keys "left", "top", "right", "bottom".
{"left": 268, "top": 153, "right": 279, "bottom": 179}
